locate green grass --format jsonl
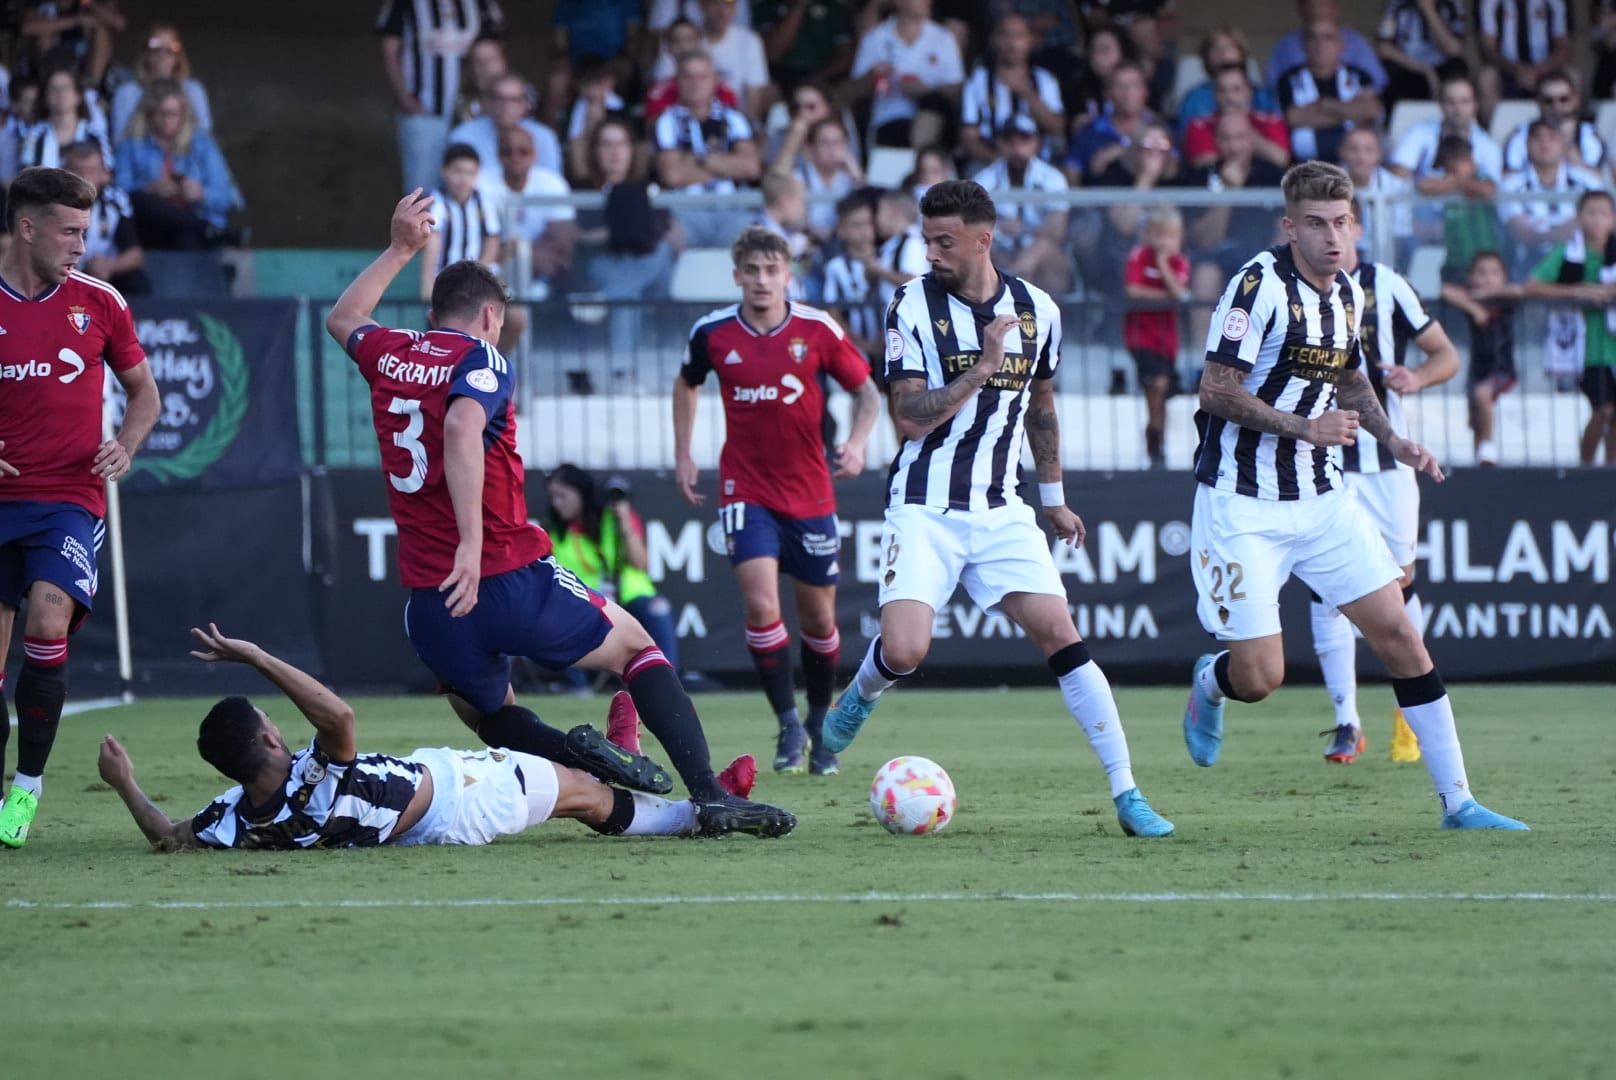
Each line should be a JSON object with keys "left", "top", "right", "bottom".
{"left": 4, "top": 685, "right": 1614, "bottom": 1080}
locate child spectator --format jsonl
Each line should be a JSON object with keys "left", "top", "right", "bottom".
{"left": 421, "top": 143, "right": 502, "bottom": 301}
{"left": 61, "top": 138, "right": 148, "bottom": 296}
{"left": 756, "top": 171, "right": 812, "bottom": 267}
{"left": 819, "top": 192, "right": 884, "bottom": 366}
{"left": 110, "top": 24, "right": 212, "bottom": 140}
{"left": 903, "top": 145, "right": 953, "bottom": 199}
{"left": 869, "top": 187, "right": 928, "bottom": 306}
{"left": 564, "top": 56, "right": 626, "bottom": 181}
{"left": 1123, "top": 207, "right": 1190, "bottom": 469}
{"left": 1432, "top": 136, "right": 1501, "bottom": 285}
{"left": 1441, "top": 251, "right": 1519, "bottom": 467}
{"left": 1526, "top": 190, "right": 1616, "bottom": 466}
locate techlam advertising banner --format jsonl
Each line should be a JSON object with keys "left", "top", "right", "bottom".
{"left": 314, "top": 468, "right": 1613, "bottom": 688}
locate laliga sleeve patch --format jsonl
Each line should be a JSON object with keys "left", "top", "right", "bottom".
{"left": 886, "top": 328, "right": 905, "bottom": 362}
{"left": 1220, "top": 309, "right": 1250, "bottom": 341}
{"left": 467, "top": 368, "right": 499, "bottom": 393}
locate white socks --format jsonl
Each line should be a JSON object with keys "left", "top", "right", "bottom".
{"left": 12, "top": 772, "right": 41, "bottom": 797}
{"left": 853, "top": 637, "right": 910, "bottom": 700}
{"left": 623, "top": 793, "right": 699, "bottom": 836}
{"left": 1058, "top": 660, "right": 1137, "bottom": 798}
{"left": 1398, "top": 693, "right": 1473, "bottom": 813}
{"left": 1311, "top": 600, "right": 1360, "bottom": 729}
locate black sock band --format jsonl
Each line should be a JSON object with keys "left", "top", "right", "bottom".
{"left": 801, "top": 640, "right": 838, "bottom": 710}
{"left": 872, "top": 637, "right": 914, "bottom": 682}
{"left": 587, "top": 787, "right": 636, "bottom": 836}
{"left": 476, "top": 704, "right": 570, "bottom": 762}
{"left": 15, "top": 659, "right": 66, "bottom": 777}
{"left": 1047, "top": 641, "right": 1092, "bottom": 677}
{"left": 1212, "top": 651, "right": 1258, "bottom": 703}
{"left": 625, "top": 650, "right": 719, "bottom": 799}
{"left": 1392, "top": 669, "right": 1446, "bottom": 709}
{"left": 749, "top": 643, "right": 798, "bottom": 718}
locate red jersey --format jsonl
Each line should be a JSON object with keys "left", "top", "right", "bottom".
{"left": 1123, "top": 246, "right": 1190, "bottom": 358}
{"left": 1183, "top": 109, "right": 1290, "bottom": 164}
{"left": 0, "top": 270, "right": 145, "bottom": 517}
{"left": 681, "top": 302, "right": 869, "bottom": 518}
{"left": 346, "top": 325, "right": 549, "bottom": 589}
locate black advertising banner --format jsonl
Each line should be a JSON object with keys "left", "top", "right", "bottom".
{"left": 313, "top": 468, "right": 1614, "bottom": 687}
{"left": 108, "top": 300, "right": 302, "bottom": 492}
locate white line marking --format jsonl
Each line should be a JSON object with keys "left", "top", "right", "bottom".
{"left": 7, "top": 891, "right": 1613, "bottom": 912}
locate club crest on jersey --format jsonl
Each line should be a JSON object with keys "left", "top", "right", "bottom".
{"left": 1019, "top": 311, "right": 1037, "bottom": 339}
{"left": 789, "top": 337, "right": 808, "bottom": 363}
{"left": 67, "top": 306, "right": 90, "bottom": 334}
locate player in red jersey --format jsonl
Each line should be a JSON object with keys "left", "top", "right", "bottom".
{"left": 0, "top": 167, "right": 159, "bottom": 848}
{"left": 673, "top": 227, "right": 879, "bottom": 777}
{"left": 325, "top": 191, "right": 793, "bottom": 839}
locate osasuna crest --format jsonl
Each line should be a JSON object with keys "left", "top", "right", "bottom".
{"left": 788, "top": 337, "right": 808, "bottom": 363}
{"left": 67, "top": 306, "right": 90, "bottom": 334}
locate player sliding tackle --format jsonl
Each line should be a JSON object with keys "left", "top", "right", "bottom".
{"left": 98, "top": 625, "right": 733, "bottom": 850}
{"left": 324, "top": 191, "right": 793, "bottom": 838}
{"left": 1184, "top": 161, "right": 1524, "bottom": 830}
{"left": 819, "top": 179, "right": 1174, "bottom": 839}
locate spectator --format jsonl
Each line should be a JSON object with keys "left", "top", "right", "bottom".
{"left": 904, "top": 144, "right": 955, "bottom": 198}
{"left": 958, "top": 14, "right": 1064, "bottom": 168}
{"left": 421, "top": 143, "right": 501, "bottom": 301}
{"left": 653, "top": 50, "right": 762, "bottom": 246}
{"left": 115, "top": 80, "right": 241, "bottom": 250}
{"left": 1501, "top": 71, "right": 1608, "bottom": 177}
{"left": 1120, "top": 7, "right": 1176, "bottom": 115}
{"left": 449, "top": 73, "right": 565, "bottom": 181}
{"left": 650, "top": 15, "right": 702, "bottom": 81}
{"left": 1068, "top": 26, "right": 1128, "bottom": 134}
{"left": 1597, "top": 0, "right": 1616, "bottom": 100}
{"left": 1181, "top": 64, "right": 1289, "bottom": 170}
{"left": 1177, "top": 27, "right": 1275, "bottom": 131}
{"left": 486, "top": 126, "right": 577, "bottom": 303}
{"left": 850, "top": 0, "right": 965, "bottom": 149}
{"left": 756, "top": 171, "right": 812, "bottom": 268}
{"left": 1389, "top": 73, "right": 1502, "bottom": 181}
{"left": 1374, "top": 0, "right": 1465, "bottom": 109}
{"left": 699, "top": 0, "right": 772, "bottom": 120}
{"left": 20, "top": 1, "right": 125, "bottom": 85}
{"left": 1440, "top": 250, "right": 1519, "bottom": 466}
{"left": 819, "top": 191, "right": 883, "bottom": 364}
{"left": 767, "top": 80, "right": 860, "bottom": 174}
{"left": 973, "top": 115, "right": 1070, "bottom": 293}
{"left": 551, "top": 0, "right": 643, "bottom": 76}
{"left": 564, "top": 56, "right": 626, "bottom": 181}
{"left": 995, "top": 0, "right": 1083, "bottom": 74}
{"left": 60, "top": 138, "right": 148, "bottom": 296}
{"left": 21, "top": 65, "right": 110, "bottom": 169}
{"left": 777, "top": 116, "right": 862, "bottom": 241}
{"left": 650, "top": 0, "right": 753, "bottom": 35}
{"left": 1276, "top": 20, "right": 1383, "bottom": 165}
{"left": 1478, "top": 0, "right": 1569, "bottom": 99}
{"left": 455, "top": 38, "right": 509, "bottom": 124}
{"left": 1265, "top": 0, "right": 1387, "bottom": 93}
{"left": 1526, "top": 190, "right": 1616, "bottom": 464}
{"left": 754, "top": 0, "right": 856, "bottom": 91}
{"left": 378, "top": 0, "right": 503, "bottom": 194}
{"left": 869, "top": 187, "right": 927, "bottom": 306}
{"left": 1067, "top": 60, "right": 1155, "bottom": 185}
{"left": 110, "top": 24, "right": 212, "bottom": 140}
{"left": 1185, "top": 110, "right": 1286, "bottom": 273}
{"left": 1499, "top": 120, "right": 1605, "bottom": 269}
{"left": 647, "top": 19, "right": 743, "bottom": 120}
{"left": 1430, "top": 136, "right": 1502, "bottom": 283}
{"left": 1123, "top": 205, "right": 1189, "bottom": 469}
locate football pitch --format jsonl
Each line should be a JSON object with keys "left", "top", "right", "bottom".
{"left": 4, "top": 684, "right": 1613, "bottom": 1080}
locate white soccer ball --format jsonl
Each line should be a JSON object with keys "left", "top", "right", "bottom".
{"left": 870, "top": 756, "right": 957, "bottom": 836}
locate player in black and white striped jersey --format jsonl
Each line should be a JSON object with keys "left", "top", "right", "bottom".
{"left": 96, "top": 624, "right": 770, "bottom": 850}
{"left": 1311, "top": 200, "right": 1460, "bottom": 765}
{"left": 1186, "top": 162, "right": 1525, "bottom": 831}
{"left": 819, "top": 179, "right": 1175, "bottom": 839}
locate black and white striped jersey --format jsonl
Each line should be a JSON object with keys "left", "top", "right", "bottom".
{"left": 376, "top": 0, "right": 505, "bottom": 121}
{"left": 429, "top": 187, "right": 501, "bottom": 273}
{"left": 1344, "top": 262, "right": 1431, "bottom": 474}
{"left": 1194, "top": 245, "right": 1365, "bottom": 501}
{"left": 189, "top": 740, "right": 426, "bottom": 850}
{"left": 86, "top": 185, "right": 136, "bottom": 261}
{"left": 821, "top": 254, "right": 882, "bottom": 349}
{"left": 1478, "top": 0, "right": 1567, "bottom": 65}
{"left": 883, "top": 271, "right": 1062, "bottom": 512}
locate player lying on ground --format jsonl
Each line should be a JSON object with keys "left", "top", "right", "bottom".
{"left": 1184, "top": 161, "right": 1525, "bottom": 830}
{"left": 97, "top": 625, "right": 764, "bottom": 850}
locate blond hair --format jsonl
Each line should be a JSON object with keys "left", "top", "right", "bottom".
{"left": 1143, "top": 206, "right": 1182, "bottom": 233}
{"left": 127, "top": 79, "right": 195, "bottom": 156}
{"left": 1282, "top": 160, "right": 1354, "bottom": 210}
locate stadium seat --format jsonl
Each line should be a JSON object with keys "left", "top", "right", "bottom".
{"left": 669, "top": 248, "right": 741, "bottom": 303}
{"left": 1388, "top": 100, "right": 1441, "bottom": 148}
{"left": 1489, "top": 100, "right": 1539, "bottom": 149}
{"left": 1596, "top": 101, "right": 1616, "bottom": 163}
{"left": 1405, "top": 244, "right": 1445, "bottom": 299}
{"left": 866, "top": 147, "right": 918, "bottom": 189}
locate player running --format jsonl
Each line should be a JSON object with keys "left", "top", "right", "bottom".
{"left": 1184, "top": 161, "right": 1525, "bottom": 830}
{"left": 0, "top": 166, "right": 160, "bottom": 848}
{"left": 673, "top": 227, "right": 880, "bottom": 777}
{"left": 818, "top": 180, "right": 1174, "bottom": 839}
{"left": 1311, "top": 200, "right": 1459, "bottom": 765}
{"left": 324, "top": 191, "right": 793, "bottom": 839}
{"left": 98, "top": 624, "right": 746, "bottom": 850}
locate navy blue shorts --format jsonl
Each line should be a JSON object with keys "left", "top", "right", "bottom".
{"left": 0, "top": 500, "right": 102, "bottom": 629}
{"left": 720, "top": 502, "right": 840, "bottom": 586}
{"left": 405, "top": 557, "right": 614, "bottom": 714}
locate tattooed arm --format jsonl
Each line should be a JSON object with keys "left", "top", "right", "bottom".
{"left": 1197, "top": 361, "right": 1359, "bottom": 446}
{"left": 1026, "top": 376, "right": 1084, "bottom": 544}
{"left": 1335, "top": 367, "right": 1445, "bottom": 479}
{"left": 889, "top": 313, "right": 1018, "bottom": 441}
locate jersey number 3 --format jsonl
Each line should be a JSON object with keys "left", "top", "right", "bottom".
{"left": 387, "top": 397, "right": 428, "bottom": 494}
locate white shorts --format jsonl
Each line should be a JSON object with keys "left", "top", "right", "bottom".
{"left": 394, "top": 747, "right": 560, "bottom": 847}
{"left": 1343, "top": 468, "right": 1419, "bottom": 567}
{"left": 878, "top": 501, "right": 1066, "bottom": 615}
{"left": 1190, "top": 484, "right": 1402, "bottom": 641}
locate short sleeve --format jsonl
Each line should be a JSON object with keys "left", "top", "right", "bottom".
{"left": 682, "top": 320, "right": 716, "bottom": 386}
{"left": 934, "top": 28, "right": 964, "bottom": 83}
{"left": 1204, "top": 265, "right": 1277, "bottom": 371}
{"left": 345, "top": 324, "right": 413, "bottom": 380}
{"left": 822, "top": 321, "right": 872, "bottom": 390}
{"left": 726, "top": 108, "right": 755, "bottom": 142}
{"left": 851, "top": 31, "right": 880, "bottom": 79}
{"left": 1391, "top": 272, "right": 1433, "bottom": 337}
{"left": 652, "top": 111, "right": 679, "bottom": 151}
{"left": 480, "top": 193, "right": 503, "bottom": 238}
{"left": 1123, "top": 247, "right": 1149, "bottom": 287}
{"left": 103, "top": 294, "right": 145, "bottom": 372}
{"left": 822, "top": 260, "right": 846, "bottom": 304}
{"left": 1389, "top": 125, "right": 1427, "bottom": 173}
{"left": 896, "top": 234, "right": 929, "bottom": 278}
{"left": 1037, "top": 68, "right": 1064, "bottom": 113}
{"left": 1531, "top": 246, "right": 1566, "bottom": 283}
{"left": 189, "top": 795, "right": 237, "bottom": 849}
{"left": 960, "top": 69, "right": 986, "bottom": 126}
{"left": 883, "top": 285, "right": 928, "bottom": 383}
{"left": 1183, "top": 119, "right": 1215, "bottom": 161}
{"left": 742, "top": 34, "right": 769, "bottom": 87}
{"left": 1035, "top": 303, "right": 1062, "bottom": 380}
{"left": 448, "top": 342, "right": 514, "bottom": 419}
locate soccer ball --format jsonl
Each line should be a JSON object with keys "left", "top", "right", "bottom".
{"left": 870, "top": 756, "right": 957, "bottom": 836}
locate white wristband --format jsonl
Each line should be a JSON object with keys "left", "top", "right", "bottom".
{"left": 1039, "top": 481, "right": 1066, "bottom": 508}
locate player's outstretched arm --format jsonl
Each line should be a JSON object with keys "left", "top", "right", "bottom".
{"left": 1198, "top": 362, "right": 1359, "bottom": 447}
{"left": 189, "top": 624, "right": 358, "bottom": 762}
{"left": 325, "top": 190, "right": 435, "bottom": 349}
{"left": 97, "top": 735, "right": 199, "bottom": 851}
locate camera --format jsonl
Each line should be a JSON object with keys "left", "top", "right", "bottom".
{"left": 602, "top": 475, "right": 633, "bottom": 504}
